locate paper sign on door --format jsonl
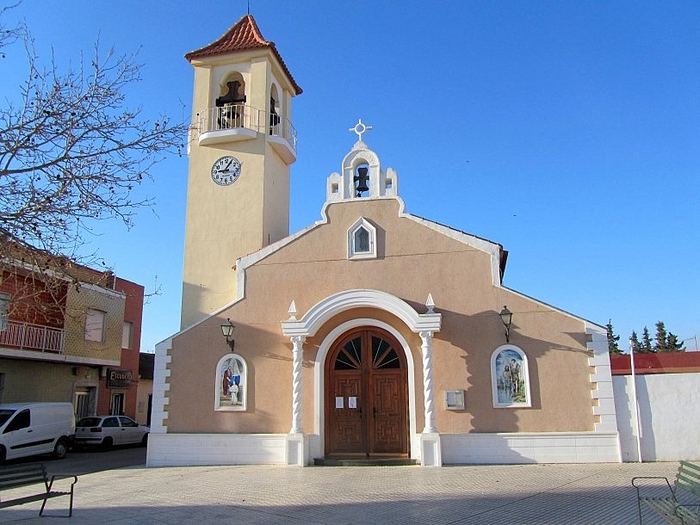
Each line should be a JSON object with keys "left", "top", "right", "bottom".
{"left": 335, "top": 396, "right": 344, "bottom": 409}
{"left": 348, "top": 397, "right": 357, "bottom": 409}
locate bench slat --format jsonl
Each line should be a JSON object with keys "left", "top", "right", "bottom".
{"left": 634, "top": 461, "right": 700, "bottom": 525}
{"left": 0, "top": 463, "right": 76, "bottom": 517}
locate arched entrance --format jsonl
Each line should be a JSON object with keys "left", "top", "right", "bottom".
{"left": 324, "top": 327, "right": 409, "bottom": 457}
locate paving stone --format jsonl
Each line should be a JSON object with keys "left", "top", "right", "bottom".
{"left": 0, "top": 461, "right": 680, "bottom": 524}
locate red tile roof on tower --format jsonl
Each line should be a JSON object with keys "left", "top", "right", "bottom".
{"left": 184, "top": 14, "right": 302, "bottom": 95}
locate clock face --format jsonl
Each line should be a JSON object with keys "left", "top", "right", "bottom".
{"left": 211, "top": 156, "right": 242, "bottom": 186}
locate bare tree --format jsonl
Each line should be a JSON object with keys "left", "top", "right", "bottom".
{"left": 0, "top": 8, "right": 185, "bottom": 314}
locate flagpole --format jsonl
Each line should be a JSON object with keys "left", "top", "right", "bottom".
{"left": 629, "top": 340, "right": 643, "bottom": 463}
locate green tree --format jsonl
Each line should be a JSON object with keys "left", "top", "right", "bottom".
{"left": 606, "top": 319, "right": 622, "bottom": 354}
{"left": 641, "top": 327, "right": 653, "bottom": 353}
{"left": 654, "top": 321, "right": 669, "bottom": 352}
{"left": 629, "top": 331, "right": 642, "bottom": 354}
{"left": 664, "top": 332, "right": 685, "bottom": 352}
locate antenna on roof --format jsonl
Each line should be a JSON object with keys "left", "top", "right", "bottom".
{"left": 247, "top": 0, "right": 251, "bottom": 15}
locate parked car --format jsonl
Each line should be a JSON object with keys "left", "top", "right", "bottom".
{"left": 75, "top": 415, "right": 149, "bottom": 449}
{"left": 0, "top": 402, "right": 75, "bottom": 464}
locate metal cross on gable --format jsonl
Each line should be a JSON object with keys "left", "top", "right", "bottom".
{"left": 349, "top": 118, "right": 372, "bottom": 142}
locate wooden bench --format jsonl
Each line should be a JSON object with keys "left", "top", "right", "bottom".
{"left": 632, "top": 460, "right": 700, "bottom": 524}
{"left": 0, "top": 463, "right": 78, "bottom": 517}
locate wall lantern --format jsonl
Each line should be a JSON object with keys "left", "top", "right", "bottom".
{"left": 221, "top": 318, "right": 235, "bottom": 351}
{"left": 499, "top": 306, "right": 513, "bottom": 343}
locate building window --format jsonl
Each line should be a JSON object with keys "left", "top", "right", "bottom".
{"left": 491, "top": 345, "right": 531, "bottom": 408}
{"left": 85, "top": 309, "right": 106, "bottom": 342}
{"left": 122, "top": 321, "right": 133, "bottom": 349}
{"left": 0, "top": 292, "right": 9, "bottom": 331}
{"left": 347, "top": 217, "right": 378, "bottom": 259}
{"left": 215, "top": 354, "right": 247, "bottom": 411}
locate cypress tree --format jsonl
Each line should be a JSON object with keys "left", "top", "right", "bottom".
{"left": 666, "top": 332, "right": 686, "bottom": 352}
{"left": 654, "top": 321, "right": 669, "bottom": 352}
{"left": 630, "top": 331, "right": 642, "bottom": 354}
{"left": 641, "top": 327, "right": 653, "bottom": 353}
{"left": 606, "top": 320, "right": 622, "bottom": 355}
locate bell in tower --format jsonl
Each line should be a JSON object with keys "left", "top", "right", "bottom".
{"left": 354, "top": 165, "right": 370, "bottom": 196}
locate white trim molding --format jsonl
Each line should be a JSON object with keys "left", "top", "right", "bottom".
{"left": 150, "top": 338, "right": 172, "bottom": 434}
{"left": 282, "top": 289, "right": 441, "bottom": 338}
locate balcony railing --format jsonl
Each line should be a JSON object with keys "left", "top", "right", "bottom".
{"left": 0, "top": 320, "right": 64, "bottom": 354}
{"left": 197, "top": 104, "right": 297, "bottom": 152}
{"left": 199, "top": 104, "right": 263, "bottom": 134}
{"left": 270, "top": 113, "right": 298, "bottom": 152}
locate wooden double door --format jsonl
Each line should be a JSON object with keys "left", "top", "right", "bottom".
{"left": 325, "top": 328, "right": 409, "bottom": 457}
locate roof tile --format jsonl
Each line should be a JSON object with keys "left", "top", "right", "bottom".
{"left": 185, "top": 15, "right": 302, "bottom": 95}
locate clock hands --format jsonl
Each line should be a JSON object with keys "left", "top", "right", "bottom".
{"left": 218, "top": 158, "right": 239, "bottom": 173}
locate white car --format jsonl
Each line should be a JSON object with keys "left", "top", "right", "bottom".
{"left": 75, "top": 415, "right": 149, "bottom": 449}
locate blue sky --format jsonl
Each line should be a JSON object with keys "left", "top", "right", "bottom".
{"left": 2, "top": 1, "right": 699, "bottom": 352}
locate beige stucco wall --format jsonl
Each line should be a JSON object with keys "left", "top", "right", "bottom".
{"left": 166, "top": 197, "right": 595, "bottom": 435}
{"left": 181, "top": 51, "right": 295, "bottom": 329}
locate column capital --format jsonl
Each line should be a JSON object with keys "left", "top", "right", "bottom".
{"left": 291, "top": 335, "right": 306, "bottom": 347}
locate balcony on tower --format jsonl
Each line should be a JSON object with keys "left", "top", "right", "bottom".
{"left": 196, "top": 104, "right": 298, "bottom": 164}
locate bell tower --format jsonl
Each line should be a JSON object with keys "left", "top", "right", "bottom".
{"left": 181, "top": 15, "right": 302, "bottom": 328}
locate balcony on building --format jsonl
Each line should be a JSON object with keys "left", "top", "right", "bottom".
{"left": 0, "top": 319, "right": 64, "bottom": 355}
{"left": 196, "top": 104, "right": 298, "bottom": 164}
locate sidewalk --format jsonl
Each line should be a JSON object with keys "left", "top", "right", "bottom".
{"left": 1, "top": 461, "right": 680, "bottom": 524}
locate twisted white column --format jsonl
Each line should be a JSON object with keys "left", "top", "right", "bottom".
{"left": 290, "top": 335, "right": 306, "bottom": 434}
{"left": 420, "top": 331, "right": 437, "bottom": 433}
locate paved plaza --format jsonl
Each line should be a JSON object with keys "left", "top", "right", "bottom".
{"left": 0, "top": 461, "right": 682, "bottom": 524}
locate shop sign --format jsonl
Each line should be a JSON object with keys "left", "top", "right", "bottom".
{"left": 107, "top": 368, "right": 132, "bottom": 388}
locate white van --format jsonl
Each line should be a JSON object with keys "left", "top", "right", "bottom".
{"left": 0, "top": 402, "right": 75, "bottom": 463}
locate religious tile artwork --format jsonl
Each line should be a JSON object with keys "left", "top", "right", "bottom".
{"left": 491, "top": 346, "right": 530, "bottom": 408}
{"left": 216, "top": 354, "right": 246, "bottom": 411}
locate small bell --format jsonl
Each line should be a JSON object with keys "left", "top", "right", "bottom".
{"left": 354, "top": 166, "right": 369, "bottom": 196}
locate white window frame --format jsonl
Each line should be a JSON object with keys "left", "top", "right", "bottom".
{"left": 347, "top": 217, "right": 377, "bottom": 260}
{"left": 85, "top": 308, "right": 106, "bottom": 342}
{"left": 490, "top": 344, "right": 531, "bottom": 408}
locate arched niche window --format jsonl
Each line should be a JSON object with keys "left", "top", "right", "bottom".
{"left": 347, "top": 217, "right": 377, "bottom": 260}
{"left": 215, "top": 353, "right": 247, "bottom": 411}
{"left": 269, "top": 83, "right": 281, "bottom": 135}
{"left": 215, "top": 73, "right": 246, "bottom": 130}
{"left": 490, "top": 345, "right": 531, "bottom": 408}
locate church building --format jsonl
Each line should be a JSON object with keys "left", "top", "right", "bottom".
{"left": 147, "top": 15, "right": 620, "bottom": 467}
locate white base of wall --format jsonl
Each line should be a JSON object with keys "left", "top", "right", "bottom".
{"left": 441, "top": 432, "right": 621, "bottom": 464}
{"left": 147, "top": 433, "right": 290, "bottom": 467}
{"left": 147, "top": 431, "right": 621, "bottom": 467}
